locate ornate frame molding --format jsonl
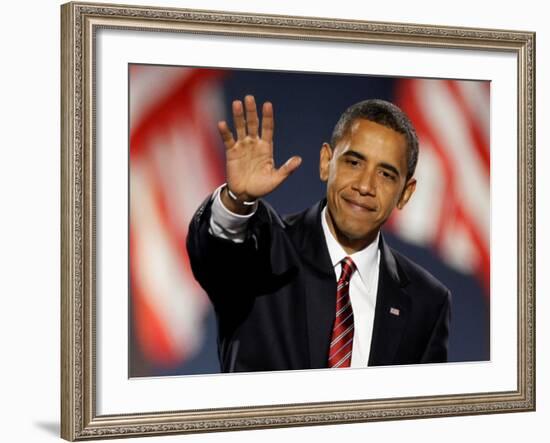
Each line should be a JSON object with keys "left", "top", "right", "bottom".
{"left": 61, "top": 1, "right": 535, "bottom": 440}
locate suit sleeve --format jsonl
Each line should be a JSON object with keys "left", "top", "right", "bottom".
{"left": 420, "top": 289, "right": 452, "bottom": 363}
{"left": 186, "top": 194, "right": 271, "bottom": 307}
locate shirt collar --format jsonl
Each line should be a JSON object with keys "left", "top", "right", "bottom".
{"left": 321, "top": 206, "right": 380, "bottom": 283}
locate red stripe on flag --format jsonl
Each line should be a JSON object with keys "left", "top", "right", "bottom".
{"left": 131, "top": 68, "right": 226, "bottom": 159}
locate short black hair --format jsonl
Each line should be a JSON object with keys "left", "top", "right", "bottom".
{"left": 330, "top": 99, "right": 419, "bottom": 180}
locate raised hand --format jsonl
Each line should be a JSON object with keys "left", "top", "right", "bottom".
{"left": 217, "top": 95, "right": 302, "bottom": 214}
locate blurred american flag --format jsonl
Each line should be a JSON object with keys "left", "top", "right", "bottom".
{"left": 393, "top": 78, "right": 490, "bottom": 291}
{"left": 129, "top": 66, "right": 226, "bottom": 367}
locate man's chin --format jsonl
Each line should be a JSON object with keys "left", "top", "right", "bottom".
{"left": 338, "top": 226, "right": 378, "bottom": 246}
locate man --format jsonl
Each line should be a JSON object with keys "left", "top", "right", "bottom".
{"left": 187, "top": 95, "right": 451, "bottom": 372}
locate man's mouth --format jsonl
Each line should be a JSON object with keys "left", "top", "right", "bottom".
{"left": 342, "top": 196, "right": 377, "bottom": 212}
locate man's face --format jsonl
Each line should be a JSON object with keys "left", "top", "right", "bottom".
{"left": 320, "top": 118, "right": 416, "bottom": 253}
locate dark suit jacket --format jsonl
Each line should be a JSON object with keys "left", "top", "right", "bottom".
{"left": 186, "top": 194, "right": 451, "bottom": 373}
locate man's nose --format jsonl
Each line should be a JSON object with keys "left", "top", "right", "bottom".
{"left": 355, "top": 168, "right": 376, "bottom": 196}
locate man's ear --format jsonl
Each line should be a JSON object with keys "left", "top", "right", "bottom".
{"left": 396, "top": 178, "right": 416, "bottom": 209}
{"left": 319, "top": 143, "right": 333, "bottom": 182}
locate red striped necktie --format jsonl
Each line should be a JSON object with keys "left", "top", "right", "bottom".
{"left": 328, "top": 257, "right": 357, "bottom": 368}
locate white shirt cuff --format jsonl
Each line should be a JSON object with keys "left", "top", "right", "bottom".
{"left": 208, "top": 184, "right": 257, "bottom": 243}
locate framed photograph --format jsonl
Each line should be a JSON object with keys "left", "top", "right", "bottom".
{"left": 61, "top": 1, "right": 535, "bottom": 440}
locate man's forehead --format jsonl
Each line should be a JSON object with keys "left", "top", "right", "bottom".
{"left": 349, "top": 118, "right": 402, "bottom": 136}
{"left": 337, "top": 119, "right": 406, "bottom": 151}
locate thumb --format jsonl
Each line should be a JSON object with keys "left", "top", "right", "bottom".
{"left": 274, "top": 156, "right": 302, "bottom": 184}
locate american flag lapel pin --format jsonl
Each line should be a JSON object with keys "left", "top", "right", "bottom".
{"left": 389, "top": 307, "right": 400, "bottom": 316}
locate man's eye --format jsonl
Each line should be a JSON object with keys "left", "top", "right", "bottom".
{"left": 346, "top": 159, "right": 360, "bottom": 166}
{"left": 380, "top": 170, "right": 396, "bottom": 181}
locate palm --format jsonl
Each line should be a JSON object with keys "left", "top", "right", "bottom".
{"left": 218, "top": 96, "right": 301, "bottom": 201}
{"left": 226, "top": 137, "right": 280, "bottom": 198}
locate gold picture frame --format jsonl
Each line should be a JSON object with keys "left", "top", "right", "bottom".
{"left": 61, "top": 1, "right": 535, "bottom": 440}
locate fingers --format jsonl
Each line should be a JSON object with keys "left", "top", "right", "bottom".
{"left": 273, "top": 156, "right": 302, "bottom": 186}
{"left": 217, "top": 121, "right": 235, "bottom": 150}
{"left": 261, "top": 101, "right": 274, "bottom": 143}
{"left": 231, "top": 96, "right": 270, "bottom": 141}
{"left": 244, "top": 95, "right": 259, "bottom": 138}
{"left": 232, "top": 99, "right": 246, "bottom": 140}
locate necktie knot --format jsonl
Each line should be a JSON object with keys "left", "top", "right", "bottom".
{"left": 339, "top": 257, "right": 356, "bottom": 284}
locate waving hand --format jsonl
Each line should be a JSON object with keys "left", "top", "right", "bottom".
{"left": 217, "top": 95, "right": 302, "bottom": 213}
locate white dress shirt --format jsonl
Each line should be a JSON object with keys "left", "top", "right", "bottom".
{"left": 208, "top": 185, "right": 380, "bottom": 367}
{"left": 320, "top": 206, "right": 380, "bottom": 368}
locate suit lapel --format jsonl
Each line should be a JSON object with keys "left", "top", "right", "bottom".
{"left": 294, "top": 201, "right": 338, "bottom": 369}
{"left": 304, "top": 271, "right": 338, "bottom": 368}
{"left": 368, "top": 235, "right": 411, "bottom": 366}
